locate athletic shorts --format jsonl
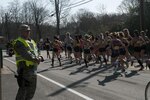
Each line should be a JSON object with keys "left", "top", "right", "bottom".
{"left": 74, "top": 46, "right": 80, "bottom": 52}
{"left": 128, "top": 45, "right": 134, "bottom": 54}
{"left": 141, "top": 44, "right": 146, "bottom": 50}
{"left": 111, "top": 49, "right": 120, "bottom": 58}
{"left": 90, "top": 47, "right": 94, "bottom": 51}
{"left": 80, "top": 48, "right": 83, "bottom": 52}
{"left": 53, "top": 48, "right": 58, "bottom": 52}
{"left": 67, "top": 46, "right": 72, "bottom": 52}
{"left": 119, "top": 48, "right": 126, "bottom": 55}
{"left": 134, "top": 46, "right": 141, "bottom": 52}
{"left": 84, "top": 49, "right": 91, "bottom": 54}
{"left": 99, "top": 48, "right": 106, "bottom": 52}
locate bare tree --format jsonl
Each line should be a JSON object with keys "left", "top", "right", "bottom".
{"left": 0, "top": 6, "right": 5, "bottom": 36}
{"left": 28, "top": 0, "right": 49, "bottom": 41}
{"left": 117, "top": 0, "right": 139, "bottom": 14}
{"left": 75, "top": 9, "right": 100, "bottom": 34}
{"left": 0, "top": 7, "right": 10, "bottom": 39}
{"left": 0, "top": 6, "right": 5, "bottom": 24}
{"left": 97, "top": 3, "right": 107, "bottom": 15}
{"left": 20, "top": 2, "right": 33, "bottom": 24}
{"left": 4, "top": 0, "right": 22, "bottom": 39}
{"left": 0, "top": 4, "right": 12, "bottom": 40}
{"left": 49, "top": 0, "right": 71, "bottom": 35}
{"left": 117, "top": 0, "right": 141, "bottom": 31}
{"left": 4, "top": 13, "right": 11, "bottom": 40}
{"left": 7, "top": 0, "right": 21, "bottom": 25}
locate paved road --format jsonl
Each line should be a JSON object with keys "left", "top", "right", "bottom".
{"left": 1, "top": 50, "right": 150, "bottom": 100}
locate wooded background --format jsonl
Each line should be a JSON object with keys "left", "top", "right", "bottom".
{"left": 0, "top": 0, "right": 150, "bottom": 42}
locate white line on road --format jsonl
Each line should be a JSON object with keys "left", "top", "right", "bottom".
{"left": 4, "top": 58, "right": 94, "bottom": 100}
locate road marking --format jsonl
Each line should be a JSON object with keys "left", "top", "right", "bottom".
{"left": 4, "top": 58, "right": 94, "bottom": 100}
{"left": 38, "top": 74, "right": 94, "bottom": 100}
{"left": 4, "top": 58, "right": 16, "bottom": 64}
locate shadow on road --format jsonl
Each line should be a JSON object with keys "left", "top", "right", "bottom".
{"left": 88, "top": 64, "right": 112, "bottom": 73}
{"left": 97, "top": 73, "right": 121, "bottom": 86}
{"left": 97, "top": 70, "right": 140, "bottom": 86}
{"left": 37, "top": 67, "right": 50, "bottom": 73}
{"left": 69, "top": 62, "right": 97, "bottom": 75}
{"left": 47, "top": 64, "right": 113, "bottom": 97}
{"left": 61, "top": 63, "right": 80, "bottom": 70}
{"left": 125, "top": 70, "right": 139, "bottom": 78}
{"left": 43, "top": 58, "right": 69, "bottom": 63}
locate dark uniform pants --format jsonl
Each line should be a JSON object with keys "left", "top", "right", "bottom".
{"left": 15, "top": 74, "right": 37, "bottom": 100}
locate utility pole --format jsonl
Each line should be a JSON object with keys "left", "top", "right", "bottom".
{"left": 5, "top": 13, "right": 10, "bottom": 41}
{"left": 140, "top": 0, "right": 144, "bottom": 31}
{"left": 55, "top": 0, "right": 60, "bottom": 35}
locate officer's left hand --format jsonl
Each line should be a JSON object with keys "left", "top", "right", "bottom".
{"left": 36, "top": 58, "right": 41, "bottom": 64}
{"left": 39, "top": 56, "right": 44, "bottom": 62}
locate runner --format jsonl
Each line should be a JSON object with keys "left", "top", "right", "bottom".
{"left": 140, "top": 31, "right": 150, "bottom": 59}
{"left": 93, "top": 36, "right": 101, "bottom": 64}
{"left": 78, "top": 35, "right": 84, "bottom": 60}
{"left": 118, "top": 32, "right": 130, "bottom": 70}
{"left": 104, "top": 31, "right": 112, "bottom": 63}
{"left": 98, "top": 33, "right": 108, "bottom": 66}
{"left": 51, "top": 35, "right": 63, "bottom": 67}
{"left": 83, "top": 34, "right": 92, "bottom": 68}
{"left": 145, "top": 29, "right": 150, "bottom": 57}
{"left": 108, "top": 32, "right": 126, "bottom": 75}
{"left": 131, "top": 30, "right": 145, "bottom": 71}
{"left": 44, "top": 38, "right": 51, "bottom": 59}
{"left": 64, "top": 32, "right": 74, "bottom": 64}
{"left": 90, "top": 34, "right": 96, "bottom": 62}
{"left": 123, "top": 28, "right": 133, "bottom": 57}
{"left": 73, "top": 35, "right": 82, "bottom": 64}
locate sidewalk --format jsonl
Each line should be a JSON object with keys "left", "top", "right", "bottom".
{"left": 1, "top": 66, "right": 17, "bottom": 100}
{"left": 1, "top": 66, "right": 13, "bottom": 74}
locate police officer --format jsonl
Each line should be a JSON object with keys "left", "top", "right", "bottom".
{"left": 13, "top": 24, "right": 43, "bottom": 100}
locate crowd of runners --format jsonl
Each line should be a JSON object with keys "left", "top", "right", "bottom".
{"left": 40, "top": 28, "right": 150, "bottom": 76}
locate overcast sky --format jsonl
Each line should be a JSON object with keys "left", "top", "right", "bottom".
{"left": 0, "top": 0, "right": 123, "bottom": 14}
